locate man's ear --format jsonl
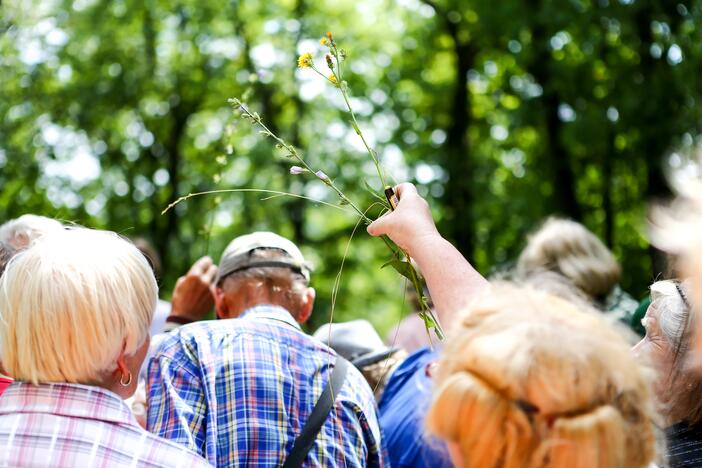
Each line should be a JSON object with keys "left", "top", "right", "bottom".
{"left": 214, "top": 286, "right": 228, "bottom": 319}
{"left": 296, "top": 287, "right": 315, "bottom": 324}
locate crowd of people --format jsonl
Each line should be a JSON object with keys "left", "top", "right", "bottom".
{"left": 1, "top": 180, "right": 702, "bottom": 467}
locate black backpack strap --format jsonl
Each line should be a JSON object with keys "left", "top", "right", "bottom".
{"left": 282, "top": 357, "right": 350, "bottom": 468}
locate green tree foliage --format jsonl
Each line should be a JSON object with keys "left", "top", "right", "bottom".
{"left": 2, "top": 0, "right": 701, "bottom": 334}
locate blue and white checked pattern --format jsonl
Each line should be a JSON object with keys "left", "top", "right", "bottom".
{"left": 0, "top": 382, "right": 210, "bottom": 467}
{"left": 147, "top": 305, "right": 386, "bottom": 467}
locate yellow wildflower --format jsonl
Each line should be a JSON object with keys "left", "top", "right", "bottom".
{"left": 297, "top": 52, "right": 313, "bottom": 68}
{"left": 328, "top": 74, "right": 338, "bottom": 85}
{"left": 320, "top": 37, "right": 328, "bottom": 46}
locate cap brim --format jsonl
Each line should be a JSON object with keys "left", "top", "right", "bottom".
{"left": 350, "top": 347, "right": 401, "bottom": 368}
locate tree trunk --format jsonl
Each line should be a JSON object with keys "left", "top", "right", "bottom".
{"left": 286, "top": 0, "right": 307, "bottom": 245}
{"left": 442, "top": 38, "right": 476, "bottom": 257}
{"left": 419, "top": 0, "right": 477, "bottom": 258}
{"left": 602, "top": 131, "right": 614, "bottom": 247}
{"left": 526, "top": 0, "right": 582, "bottom": 221}
{"left": 162, "top": 102, "right": 188, "bottom": 271}
{"left": 632, "top": 4, "right": 675, "bottom": 277}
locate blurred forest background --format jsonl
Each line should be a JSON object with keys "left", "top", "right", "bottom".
{"left": 2, "top": 0, "right": 702, "bottom": 334}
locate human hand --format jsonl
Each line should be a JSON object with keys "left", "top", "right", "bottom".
{"left": 367, "top": 183, "right": 440, "bottom": 255}
{"left": 169, "top": 256, "right": 218, "bottom": 322}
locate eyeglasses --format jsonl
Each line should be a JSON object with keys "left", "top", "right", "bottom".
{"left": 674, "top": 281, "right": 690, "bottom": 310}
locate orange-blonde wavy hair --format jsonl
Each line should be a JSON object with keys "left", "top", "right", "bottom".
{"left": 426, "top": 285, "right": 656, "bottom": 468}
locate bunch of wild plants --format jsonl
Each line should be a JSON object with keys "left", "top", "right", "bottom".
{"left": 227, "top": 32, "right": 444, "bottom": 341}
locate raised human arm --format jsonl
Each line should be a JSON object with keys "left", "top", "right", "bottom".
{"left": 367, "top": 183, "right": 488, "bottom": 329}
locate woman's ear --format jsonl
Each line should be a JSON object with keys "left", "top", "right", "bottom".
{"left": 114, "top": 342, "right": 129, "bottom": 379}
{"left": 109, "top": 346, "right": 133, "bottom": 399}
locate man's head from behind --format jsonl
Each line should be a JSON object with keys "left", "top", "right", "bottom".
{"left": 214, "top": 232, "right": 314, "bottom": 323}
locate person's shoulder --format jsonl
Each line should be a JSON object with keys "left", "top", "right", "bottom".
{"left": 150, "top": 320, "right": 222, "bottom": 362}
{"left": 153, "top": 318, "right": 307, "bottom": 362}
{"left": 176, "top": 318, "right": 223, "bottom": 336}
{"left": 340, "top": 360, "right": 377, "bottom": 405}
{"left": 249, "top": 317, "right": 333, "bottom": 354}
{"left": 378, "top": 346, "right": 438, "bottom": 409}
{"left": 141, "top": 429, "right": 211, "bottom": 466}
{"left": 396, "top": 346, "right": 438, "bottom": 374}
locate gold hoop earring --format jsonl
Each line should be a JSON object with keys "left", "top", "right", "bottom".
{"left": 119, "top": 371, "right": 132, "bottom": 387}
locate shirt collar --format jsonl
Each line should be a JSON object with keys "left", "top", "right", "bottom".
{"left": 0, "top": 381, "right": 139, "bottom": 427}
{"left": 240, "top": 304, "right": 301, "bottom": 330}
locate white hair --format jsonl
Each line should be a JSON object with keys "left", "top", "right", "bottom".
{"left": 0, "top": 214, "right": 63, "bottom": 250}
{"left": 0, "top": 227, "right": 157, "bottom": 384}
{"left": 651, "top": 280, "right": 690, "bottom": 349}
{"left": 648, "top": 280, "right": 702, "bottom": 424}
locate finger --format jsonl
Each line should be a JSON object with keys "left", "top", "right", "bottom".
{"left": 174, "top": 276, "right": 185, "bottom": 288}
{"left": 202, "top": 264, "right": 218, "bottom": 284}
{"left": 189, "top": 256, "right": 213, "bottom": 275}
{"left": 393, "top": 183, "right": 418, "bottom": 200}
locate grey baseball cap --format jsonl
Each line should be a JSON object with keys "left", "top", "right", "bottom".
{"left": 216, "top": 231, "right": 312, "bottom": 284}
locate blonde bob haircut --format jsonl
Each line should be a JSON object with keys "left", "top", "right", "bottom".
{"left": 0, "top": 227, "right": 157, "bottom": 384}
{"left": 427, "top": 285, "right": 656, "bottom": 468}
{"left": 517, "top": 218, "right": 621, "bottom": 300}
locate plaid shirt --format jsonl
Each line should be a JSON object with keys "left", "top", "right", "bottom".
{"left": 147, "top": 305, "right": 386, "bottom": 467}
{"left": 0, "top": 381, "right": 209, "bottom": 468}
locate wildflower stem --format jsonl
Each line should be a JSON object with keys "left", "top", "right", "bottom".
{"left": 317, "top": 52, "right": 387, "bottom": 191}
{"left": 314, "top": 52, "right": 387, "bottom": 190}
{"left": 329, "top": 202, "right": 382, "bottom": 332}
{"left": 236, "top": 103, "right": 372, "bottom": 224}
{"left": 162, "top": 188, "right": 355, "bottom": 215}
{"left": 338, "top": 88, "right": 387, "bottom": 190}
{"left": 332, "top": 45, "right": 344, "bottom": 81}
{"left": 310, "top": 65, "right": 336, "bottom": 85}
{"left": 378, "top": 233, "right": 445, "bottom": 341}
{"left": 228, "top": 37, "right": 445, "bottom": 342}
{"left": 319, "top": 47, "right": 445, "bottom": 336}
{"left": 326, "top": 46, "right": 387, "bottom": 190}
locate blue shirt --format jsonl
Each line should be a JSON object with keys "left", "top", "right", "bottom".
{"left": 378, "top": 347, "right": 451, "bottom": 468}
{"left": 147, "top": 305, "right": 386, "bottom": 467}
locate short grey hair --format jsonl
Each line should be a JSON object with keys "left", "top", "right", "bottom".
{"left": 653, "top": 280, "right": 690, "bottom": 347}
{"left": 650, "top": 279, "right": 702, "bottom": 424}
{"left": 0, "top": 214, "right": 63, "bottom": 250}
{"left": 220, "top": 248, "right": 310, "bottom": 317}
{"left": 0, "top": 228, "right": 157, "bottom": 384}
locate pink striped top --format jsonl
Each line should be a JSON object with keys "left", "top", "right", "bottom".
{"left": 0, "top": 381, "right": 210, "bottom": 467}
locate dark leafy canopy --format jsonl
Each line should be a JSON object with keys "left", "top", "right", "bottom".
{"left": 2, "top": 0, "right": 701, "bottom": 334}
